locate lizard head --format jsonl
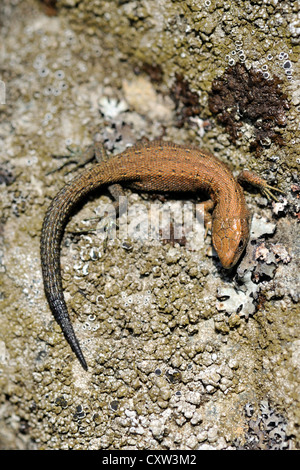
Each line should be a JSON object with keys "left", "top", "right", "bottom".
{"left": 211, "top": 215, "right": 251, "bottom": 269}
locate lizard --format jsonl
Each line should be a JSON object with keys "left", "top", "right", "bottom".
{"left": 40, "top": 139, "right": 283, "bottom": 370}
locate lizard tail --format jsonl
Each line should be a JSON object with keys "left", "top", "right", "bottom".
{"left": 50, "top": 297, "right": 88, "bottom": 370}
{"left": 40, "top": 158, "right": 138, "bottom": 369}
{"left": 40, "top": 171, "right": 101, "bottom": 370}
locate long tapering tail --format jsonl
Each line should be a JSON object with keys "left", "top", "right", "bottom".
{"left": 40, "top": 169, "right": 105, "bottom": 370}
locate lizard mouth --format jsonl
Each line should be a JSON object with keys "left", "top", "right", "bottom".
{"left": 218, "top": 240, "right": 247, "bottom": 269}
{"left": 212, "top": 216, "right": 249, "bottom": 270}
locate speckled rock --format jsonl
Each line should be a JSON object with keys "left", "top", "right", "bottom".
{"left": 0, "top": 0, "right": 298, "bottom": 451}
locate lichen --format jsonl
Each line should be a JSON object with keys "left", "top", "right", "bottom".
{"left": 208, "top": 63, "right": 290, "bottom": 153}
{"left": 234, "top": 401, "right": 292, "bottom": 450}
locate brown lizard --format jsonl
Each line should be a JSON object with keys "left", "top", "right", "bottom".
{"left": 40, "top": 140, "right": 282, "bottom": 370}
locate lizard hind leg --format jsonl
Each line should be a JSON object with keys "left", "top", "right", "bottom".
{"left": 47, "top": 144, "right": 98, "bottom": 176}
{"left": 197, "top": 199, "right": 214, "bottom": 238}
{"left": 93, "top": 140, "right": 127, "bottom": 214}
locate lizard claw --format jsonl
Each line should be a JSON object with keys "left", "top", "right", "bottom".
{"left": 262, "top": 184, "right": 285, "bottom": 202}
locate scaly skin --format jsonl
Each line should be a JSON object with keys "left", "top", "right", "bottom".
{"left": 40, "top": 140, "right": 280, "bottom": 370}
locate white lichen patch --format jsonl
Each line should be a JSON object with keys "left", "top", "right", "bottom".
{"left": 122, "top": 76, "right": 174, "bottom": 122}
{"left": 215, "top": 214, "right": 280, "bottom": 318}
